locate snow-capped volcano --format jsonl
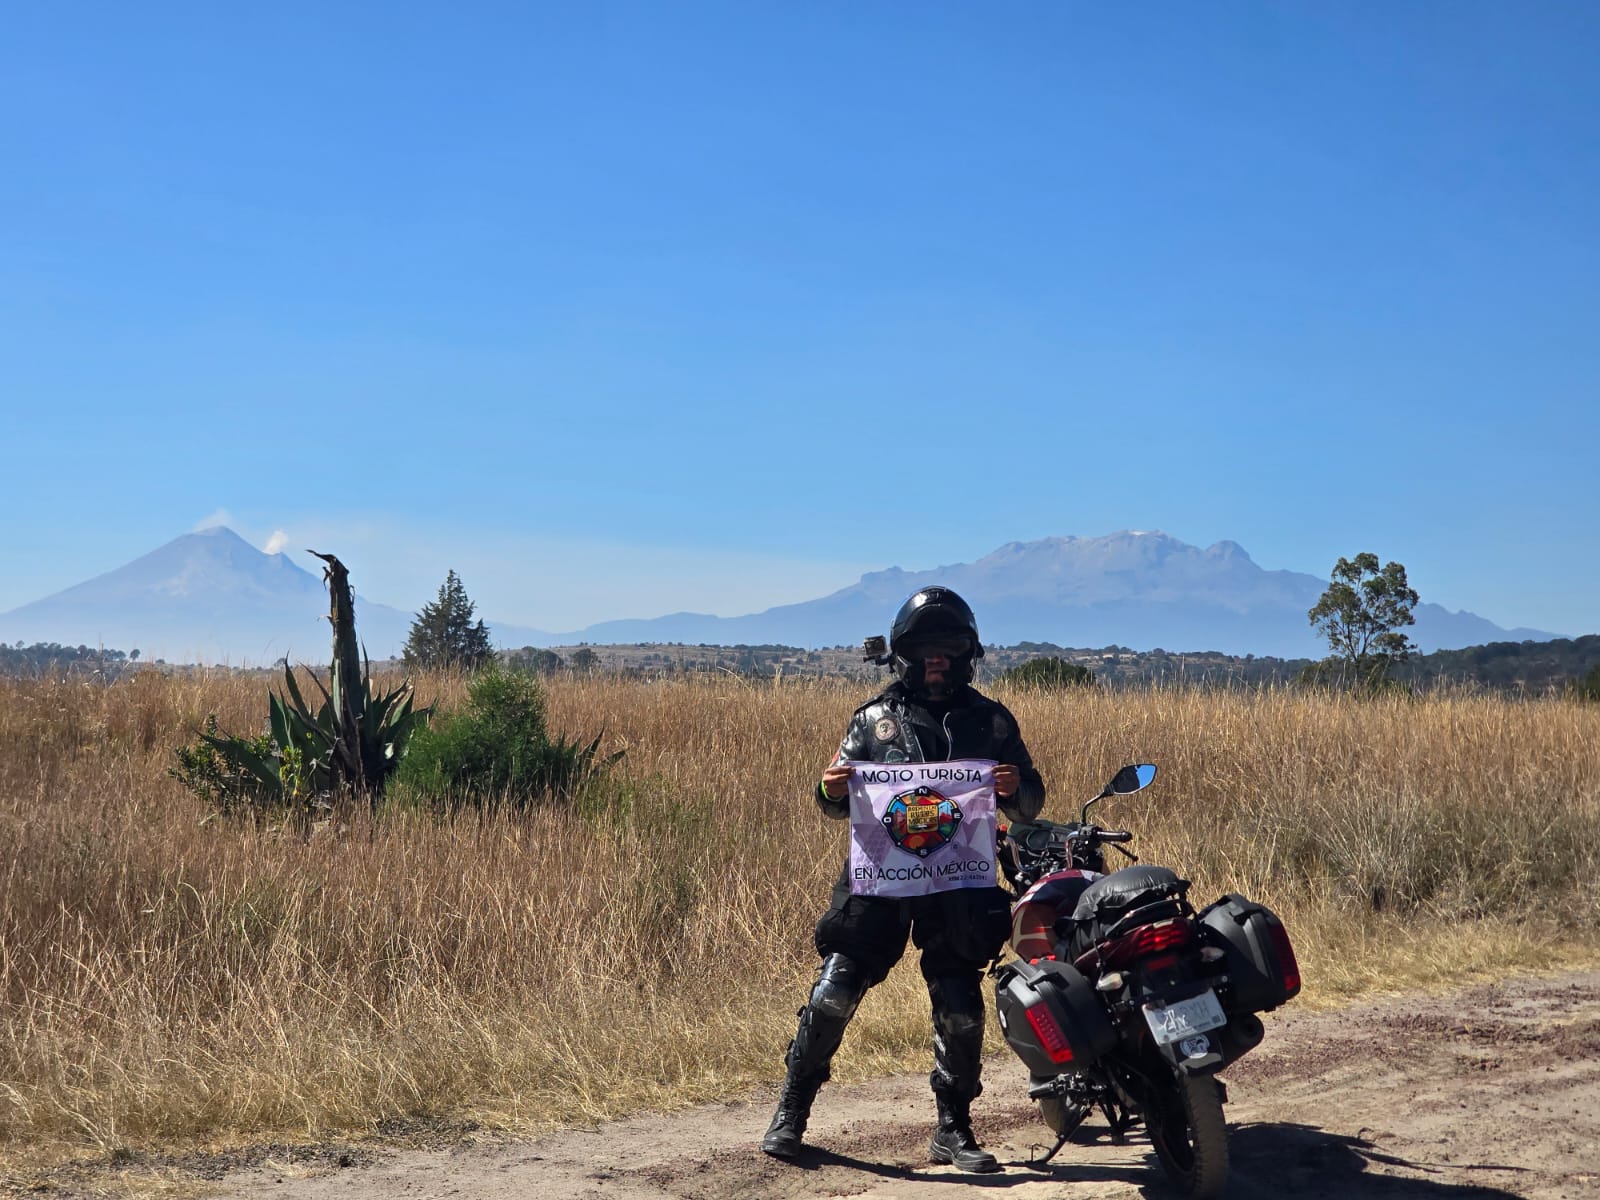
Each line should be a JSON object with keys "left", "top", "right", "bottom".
{"left": 0, "top": 527, "right": 414, "bottom": 664}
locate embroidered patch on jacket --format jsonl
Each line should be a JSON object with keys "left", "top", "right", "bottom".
{"left": 873, "top": 717, "right": 899, "bottom": 743}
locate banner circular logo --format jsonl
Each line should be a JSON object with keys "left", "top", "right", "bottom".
{"left": 881, "top": 786, "right": 963, "bottom": 858}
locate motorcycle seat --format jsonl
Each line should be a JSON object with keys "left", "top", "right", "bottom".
{"left": 1071, "top": 865, "right": 1190, "bottom": 923}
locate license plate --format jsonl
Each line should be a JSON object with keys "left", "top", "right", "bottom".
{"left": 1143, "top": 990, "right": 1227, "bottom": 1046}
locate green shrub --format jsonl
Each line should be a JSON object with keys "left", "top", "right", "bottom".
{"left": 169, "top": 715, "right": 282, "bottom": 815}
{"left": 392, "top": 669, "right": 619, "bottom": 812}
{"left": 1570, "top": 662, "right": 1600, "bottom": 703}
{"left": 1000, "top": 657, "right": 1096, "bottom": 689}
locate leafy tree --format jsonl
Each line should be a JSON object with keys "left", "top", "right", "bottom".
{"left": 1307, "top": 553, "right": 1420, "bottom": 685}
{"left": 1000, "top": 657, "right": 1096, "bottom": 689}
{"left": 568, "top": 647, "right": 600, "bottom": 674}
{"left": 404, "top": 570, "right": 495, "bottom": 670}
{"left": 505, "top": 646, "right": 564, "bottom": 674}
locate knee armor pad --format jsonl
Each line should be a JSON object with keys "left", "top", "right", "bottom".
{"left": 927, "top": 973, "right": 984, "bottom": 1032}
{"left": 787, "top": 954, "right": 870, "bottom": 1081}
{"left": 933, "top": 1006, "right": 985, "bottom": 1043}
{"left": 809, "top": 952, "right": 870, "bottom": 1021}
{"left": 928, "top": 973, "right": 986, "bottom": 1101}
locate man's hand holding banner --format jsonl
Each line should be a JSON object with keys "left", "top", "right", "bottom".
{"left": 846, "top": 758, "right": 998, "bottom": 897}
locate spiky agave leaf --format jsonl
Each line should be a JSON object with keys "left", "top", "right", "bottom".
{"left": 382, "top": 690, "right": 432, "bottom": 761}
{"left": 277, "top": 665, "right": 336, "bottom": 760}
{"left": 281, "top": 662, "right": 325, "bottom": 728}
{"left": 268, "top": 689, "right": 294, "bottom": 756}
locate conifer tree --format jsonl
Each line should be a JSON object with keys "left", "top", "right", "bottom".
{"left": 404, "top": 570, "right": 495, "bottom": 670}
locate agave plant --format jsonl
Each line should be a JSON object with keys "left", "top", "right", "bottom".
{"left": 173, "top": 552, "right": 431, "bottom": 813}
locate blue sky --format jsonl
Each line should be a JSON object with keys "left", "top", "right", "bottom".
{"left": 3, "top": 3, "right": 1596, "bottom": 635}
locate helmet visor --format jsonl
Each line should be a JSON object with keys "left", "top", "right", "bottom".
{"left": 907, "top": 636, "right": 975, "bottom": 662}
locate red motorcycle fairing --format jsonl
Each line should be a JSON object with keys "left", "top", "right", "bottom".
{"left": 1010, "top": 868, "right": 1101, "bottom": 962}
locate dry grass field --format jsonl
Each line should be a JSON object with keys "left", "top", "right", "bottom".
{"left": 3, "top": 670, "right": 1598, "bottom": 1174}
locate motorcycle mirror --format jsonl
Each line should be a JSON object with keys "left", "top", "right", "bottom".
{"left": 1085, "top": 763, "right": 1157, "bottom": 822}
{"left": 1109, "top": 763, "right": 1157, "bottom": 795}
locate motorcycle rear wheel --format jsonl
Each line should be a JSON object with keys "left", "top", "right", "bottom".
{"left": 1147, "top": 1074, "right": 1228, "bottom": 1199}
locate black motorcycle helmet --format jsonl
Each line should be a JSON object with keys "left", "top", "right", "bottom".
{"left": 889, "top": 586, "right": 984, "bottom": 694}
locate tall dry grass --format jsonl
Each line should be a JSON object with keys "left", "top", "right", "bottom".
{"left": 3, "top": 670, "right": 1598, "bottom": 1170}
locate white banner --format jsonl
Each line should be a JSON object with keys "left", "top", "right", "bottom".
{"left": 846, "top": 758, "right": 999, "bottom": 897}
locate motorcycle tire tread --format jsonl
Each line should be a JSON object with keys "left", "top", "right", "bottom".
{"left": 1149, "top": 1074, "right": 1229, "bottom": 1200}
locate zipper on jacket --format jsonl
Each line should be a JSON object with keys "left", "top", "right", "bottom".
{"left": 899, "top": 697, "right": 927, "bottom": 761}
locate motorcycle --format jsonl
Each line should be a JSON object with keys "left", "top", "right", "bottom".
{"left": 992, "top": 764, "right": 1300, "bottom": 1199}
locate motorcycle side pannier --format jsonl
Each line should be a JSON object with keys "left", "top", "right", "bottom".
{"left": 994, "top": 958, "right": 1116, "bottom": 1077}
{"left": 1198, "top": 893, "right": 1302, "bottom": 1013}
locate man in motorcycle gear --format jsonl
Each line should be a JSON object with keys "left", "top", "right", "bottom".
{"left": 887, "top": 585, "right": 984, "bottom": 695}
{"left": 761, "top": 587, "right": 1045, "bottom": 1172}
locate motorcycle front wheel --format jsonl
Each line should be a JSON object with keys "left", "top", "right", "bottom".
{"left": 1147, "top": 1073, "right": 1228, "bottom": 1199}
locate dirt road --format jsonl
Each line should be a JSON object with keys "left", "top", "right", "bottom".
{"left": 201, "top": 970, "right": 1598, "bottom": 1199}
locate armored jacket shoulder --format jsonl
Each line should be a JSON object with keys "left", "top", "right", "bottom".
{"left": 839, "top": 690, "right": 912, "bottom": 763}
{"left": 815, "top": 689, "right": 902, "bottom": 818}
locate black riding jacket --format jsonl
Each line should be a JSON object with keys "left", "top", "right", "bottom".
{"left": 816, "top": 681, "right": 1045, "bottom": 824}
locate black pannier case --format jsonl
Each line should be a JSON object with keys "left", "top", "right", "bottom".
{"left": 1198, "top": 893, "right": 1301, "bottom": 1013}
{"left": 994, "top": 957, "right": 1116, "bottom": 1076}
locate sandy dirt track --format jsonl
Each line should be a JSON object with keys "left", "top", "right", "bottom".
{"left": 185, "top": 970, "right": 1600, "bottom": 1199}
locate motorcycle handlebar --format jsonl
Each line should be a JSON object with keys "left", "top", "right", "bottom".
{"left": 1062, "top": 825, "right": 1133, "bottom": 843}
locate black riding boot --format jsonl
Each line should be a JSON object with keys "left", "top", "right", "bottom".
{"left": 761, "top": 1068, "right": 822, "bottom": 1158}
{"left": 761, "top": 954, "right": 869, "bottom": 1159}
{"left": 928, "top": 1093, "right": 1000, "bottom": 1173}
{"left": 923, "top": 971, "right": 996, "bottom": 1171}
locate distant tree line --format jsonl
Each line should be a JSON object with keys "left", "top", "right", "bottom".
{"left": 1, "top": 642, "right": 142, "bottom": 679}
{"left": 999, "top": 657, "right": 1097, "bottom": 689}
{"left": 1391, "top": 635, "right": 1600, "bottom": 694}
{"left": 493, "top": 636, "right": 1598, "bottom": 697}
{"left": 506, "top": 647, "right": 566, "bottom": 674}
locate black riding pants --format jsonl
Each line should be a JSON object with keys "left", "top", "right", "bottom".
{"left": 813, "top": 876, "right": 1013, "bottom": 984}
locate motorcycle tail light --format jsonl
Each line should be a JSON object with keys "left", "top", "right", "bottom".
{"left": 1024, "top": 1004, "right": 1076, "bottom": 1065}
{"left": 1122, "top": 919, "right": 1194, "bottom": 958}
{"left": 1269, "top": 920, "right": 1302, "bottom": 995}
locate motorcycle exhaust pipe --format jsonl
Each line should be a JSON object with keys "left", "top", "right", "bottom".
{"left": 1216, "top": 1012, "right": 1265, "bottom": 1064}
